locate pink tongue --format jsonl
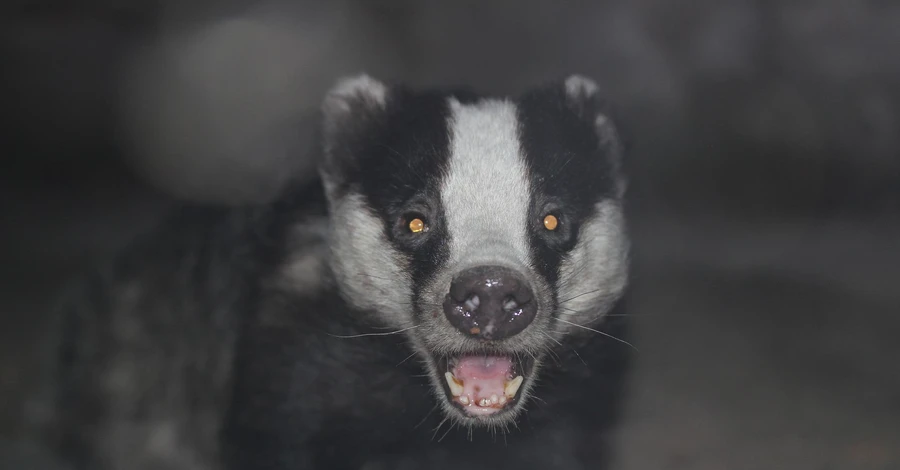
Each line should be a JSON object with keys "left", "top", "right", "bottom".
{"left": 453, "top": 356, "right": 513, "bottom": 404}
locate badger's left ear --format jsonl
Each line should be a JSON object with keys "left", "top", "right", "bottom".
{"left": 561, "top": 74, "right": 629, "bottom": 197}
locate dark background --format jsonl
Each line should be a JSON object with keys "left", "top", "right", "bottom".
{"left": 2, "top": 1, "right": 899, "bottom": 469}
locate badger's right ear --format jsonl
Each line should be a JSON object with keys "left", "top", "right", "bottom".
{"left": 319, "top": 74, "right": 390, "bottom": 194}
{"left": 318, "top": 74, "right": 390, "bottom": 197}
{"left": 321, "top": 74, "right": 389, "bottom": 150}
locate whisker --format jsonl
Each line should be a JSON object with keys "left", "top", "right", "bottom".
{"left": 542, "top": 349, "right": 560, "bottom": 366}
{"left": 438, "top": 422, "right": 456, "bottom": 443}
{"left": 355, "top": 273, "right": 396, "bottom": 282}
{"left": 550, "top": 317, "right": 639, "bottom": 352}
{"left": 558, "top": 306, "right": 580, "bottom": 315}
{"left": 414, "top": 404, "right": 438, "bottom": 430}
{"left": 327, "top": 325, "right": 419, "bottom": 339}
{"left": 367, "top": 323, "right": 416, "bottom": 330}
{"left": 557, "top": 304, "right": 646, "bottom": 319}
{"left": 379, "top": 143, "right": 407, "bottom": 161}
{"left": 537, "top": 331, "right": 562, "bottom": 365}
{"left": 571, "top": 349, "right": 588, "bottom": 367}
{"left": 396, "top": 351, "right": 418, "bottom": 367}
{"left": 431, "top": 417, "right": 449, "bottom": 441}
{"left": 548, "top": 152, "right": 576, "bottom": 180}
{"left": 558, "top": 288, "right": 604, "bottom": 305}
{"left": 541, "top": 330, "right": 563, "bottom": 347}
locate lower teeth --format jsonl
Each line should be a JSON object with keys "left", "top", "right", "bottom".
{"left": 444, "top": 372, "right": 525, "bottom": 407}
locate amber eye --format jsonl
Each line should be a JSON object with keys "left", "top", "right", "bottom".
{"left": 408, "top": 217, "right": 426, "bottom": 233}
{"left": 543, "top": 214, "right": 559, "bottom": 231}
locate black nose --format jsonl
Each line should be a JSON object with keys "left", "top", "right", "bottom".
{"left": 442, "top": 265, "right": 537, "bottom": 340}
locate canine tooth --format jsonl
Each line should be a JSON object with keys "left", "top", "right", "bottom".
{"left": 459, "top": 395, "right": 469, "bottom": 405}
{"left": 504, "top": 375, "right": 524, "bottom": 398}
{"left": 490, "top": 394, "right": 498, "bottom": 404}
{"left": 444, "top": 372, "right": 464, "bottom": 397}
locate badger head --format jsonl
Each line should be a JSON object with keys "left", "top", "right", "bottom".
{"left": 318, "top": 74, "right": 630, "bottom": 428}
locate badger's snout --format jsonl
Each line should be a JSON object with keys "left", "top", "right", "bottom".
{"left": 442, "top": 265, "right": 537, "bottom": 340}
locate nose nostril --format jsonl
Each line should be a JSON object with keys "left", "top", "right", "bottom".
{"left": 502, "top": 296, "right": 519, "bottom": 313}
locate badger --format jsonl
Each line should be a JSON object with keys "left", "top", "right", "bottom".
{"left": 44, "top": 74, "right": 633, "bottom": 470}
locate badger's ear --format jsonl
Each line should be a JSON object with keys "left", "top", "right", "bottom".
{"left": 322, "top": 74, "right": 388, "bottom": 128}
{"left": 319, "top": 74, "right": 390, "bottom": 190}
{"left": 561, "top": 74, "right": 629, "bottom": 197}
{"left": 321, "top": 73, "right": 390, "bottom": 152}
{"left": 561, "top": 75, "right": 626, "bottom": 156}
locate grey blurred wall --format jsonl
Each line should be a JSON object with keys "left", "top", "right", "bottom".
{"left": 4, "top": 0, "right": 898, "bottom": 211}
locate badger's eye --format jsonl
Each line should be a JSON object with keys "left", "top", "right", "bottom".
{"left": 409, "top": 217, "right": 426, "bottom": 233}
{"left": 542, "top": 214, "right": 559, "bottom": 231}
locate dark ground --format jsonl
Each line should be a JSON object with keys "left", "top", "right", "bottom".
{"left": 2, "top": 1, "right": 900, "bottom": 469}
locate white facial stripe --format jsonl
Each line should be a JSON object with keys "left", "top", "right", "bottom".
{"left": 556, "top": 200, "right": 629, "bottom": 329}
{"left": 327, "top": 193, "right": 411, "bottom": 324}
{"left": 442, "top": 98, "right": 531, "bottom": 268}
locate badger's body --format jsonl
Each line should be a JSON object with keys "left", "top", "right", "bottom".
{"left": 46, "top": 75, "right": 634, "bottom": 470}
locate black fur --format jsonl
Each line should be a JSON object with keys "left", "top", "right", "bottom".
{"left": 517, "top": 83, "right": 623, "bottom": 285}
{"left": 226, "top": 279, "right": 630, "bottom": 469}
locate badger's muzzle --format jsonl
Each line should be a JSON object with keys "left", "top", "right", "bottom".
{"left": 442, "top": 265, "right": 537, "bottom": 341}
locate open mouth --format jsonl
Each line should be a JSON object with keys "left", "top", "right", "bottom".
{"left": 435, "top": 354, "right": 534, "bottom": 417}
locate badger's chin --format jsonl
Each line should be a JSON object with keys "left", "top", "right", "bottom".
{"left": 429, "top": 351, "right": 538, "bottom": 425}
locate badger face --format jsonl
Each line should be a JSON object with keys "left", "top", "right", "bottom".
{"left": 319, "top": 74, "right": 630, "bottom": 428}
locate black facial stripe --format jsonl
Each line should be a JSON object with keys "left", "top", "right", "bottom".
{"left": 516, "top": 84, "right": 618, "bottom": 284}
{"left": 344, "top": 88, "right": 485, "bottom": 311}
{"left": 349, "top": 89, "right": 450, "bottom": 214}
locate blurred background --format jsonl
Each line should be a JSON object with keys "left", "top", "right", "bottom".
{"left": 2, "top": 1, "right": 899, "bottom": 468}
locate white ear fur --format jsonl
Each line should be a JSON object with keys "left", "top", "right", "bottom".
{"left": 563, "top": 74, "right": 628, "bottom": 198}
{"left": 319, "top": 74, "right": 390, "bottom": 196}
{"left": 321, "top": 74, "right": 388, "bottom": 132}
{"left": 563, "top": 74, "right": 600, "bottom": 101}
{"left": 320, "top": 73, "right": 388, "bottom": 159}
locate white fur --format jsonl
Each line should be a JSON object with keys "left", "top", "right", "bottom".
{"left": 566, "top": 74, "right": 628, "bottom": 198}
{"left": 564, "top": 74, "right": 600, "bottom": 100}
{"left": 442, "top": 98, "right": 532, "bottom": 270}
{"left": 320, "top": 74, "right": 390, "bottom": 176}
{"left": 324, "top": 74, "right": 388, "bottom": 113}
{"left": 555, "top": 200, "right": 630, "bottom": 333}
{"left": 327, "top": 193, "right": 411, "bottom": 325}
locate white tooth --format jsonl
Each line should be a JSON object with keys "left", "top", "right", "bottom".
{"left": 499, "top": 396, "right": 507, "bottom": 405}
{"left": 445, "top": 372, "right": 464, "bottom": 397}
{"left": 490, "top": 394, "right": 498, "bottom": 404}
{"left": 504, "top": 375, "right": 524, "bottom": 398}
{"left": 460, "top": 395, "right": 469, "bottom": 405}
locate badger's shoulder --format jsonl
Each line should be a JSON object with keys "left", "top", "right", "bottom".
{"left": 42, "top": 180, "right": 332, "bottom": 470}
